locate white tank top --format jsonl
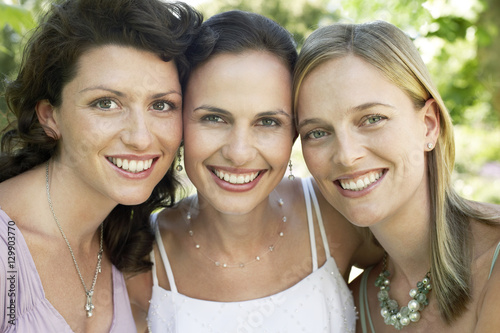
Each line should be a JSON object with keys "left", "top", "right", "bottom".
{"left": 147, "top": 178, "right": 356, "bottom": 332}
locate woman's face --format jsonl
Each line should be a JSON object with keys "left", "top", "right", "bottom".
{"left": 49, "top": 45, "right": 182, "bottom": 206}
{"left": 296, "top": 56, "right": 437, "bottom": 227}
{"left": 183, "top": 50, "right": 294, "bottom": 214}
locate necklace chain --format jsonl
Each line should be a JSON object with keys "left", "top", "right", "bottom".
{"left": 186, "top": 197, "right": 286, "bottom": 268}
{"left": 375, "top": 252, "right": 432, "bottom": 330}
{"left": 45, "top": 161, "right": 103, "bottom": 318}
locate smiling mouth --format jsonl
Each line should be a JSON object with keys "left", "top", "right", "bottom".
{"left": 107, "top": 157, "right": 154, "bottom": 173}
{"left": 212, "top": 169, "right": 261, "bottom": 185}
{"left": 338, "top": 170, "right": 384, "bottom": 191}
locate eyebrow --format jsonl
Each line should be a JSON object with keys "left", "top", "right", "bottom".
{"left": 193, "top": 105, "right": 231, "bottom": 116}
{"left": 193, "top": 105, "right": 291, "bottom": 119}
{"left": 297, "top": 118, "right": 327, "bottom": 132}
{"left": 349, "top": 102, "right": 395, "bottom": 113}
{"left": 297, "top": 102, "right": 394, "bottom": 131}
{"left": 78, "top": 86, "right": 181, "bottom": 98}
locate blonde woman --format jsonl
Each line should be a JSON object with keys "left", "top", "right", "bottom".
{"left": 294, "top": 20, "right": 500, "bottom": 332}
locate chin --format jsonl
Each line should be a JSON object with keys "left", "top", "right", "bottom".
{"left": 116, "top": 191, "right": 154, "bottom": 207}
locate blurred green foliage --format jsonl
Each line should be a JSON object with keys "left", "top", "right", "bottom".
{"left": 0, "top": 0, "right": 499, "bottom": 202}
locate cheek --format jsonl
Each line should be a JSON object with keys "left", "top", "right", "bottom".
{"left": 155, "top": 115, "right": 183, "bottom": 148}
{"left": 302, "top": 144, "right": 327, "bottom": 177}
{"left": 258, "top": 132, "right": 293, "bottom": 166}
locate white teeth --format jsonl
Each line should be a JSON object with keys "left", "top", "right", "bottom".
{"left": 129, "top": 160, "right": 137, "bottom": 173}
{"left": 214, "top": 169, "right": 259, "bottom": 185}
{"left": 339, "top": 171, "right": 383, "bottom": 191}
{"left": 108, "top": 157, "right": 153, "bottom": 173}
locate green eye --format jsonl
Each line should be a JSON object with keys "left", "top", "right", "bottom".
{"left": 260, "top": 118, "right": 278, "bottom": 126}
{"left": 363, "top": 114, "right": 387, "bottom": 125}
{"left": 307, "top": 130, "right": 327, "bottom": 139}
{"left": 367, "top": 115, "right": 383, "bottom": 124}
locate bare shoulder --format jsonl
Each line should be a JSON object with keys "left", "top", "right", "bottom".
{"left": 0, "top": 165, "right": 44, "bottom": 212}
{"left": 126, "top": 269, "right": 153, "bottom": 310}
{"left": 125, "top": 268, "right": 153, "bottom": 333}
{"left": 475, "top": 241, "right": 500, "bottom": 332}
{"left": 467, "top": 200, "right": 500, "bottom": 218}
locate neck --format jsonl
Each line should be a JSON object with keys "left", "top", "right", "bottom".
{"left": 187, "top": 193, "right": 285, "bottom": 260}
{"left": 369, "top": 195, "right": 432, "bottom": 280}
{"left": 46, "top": 160, "right": 116, "bottom": 246}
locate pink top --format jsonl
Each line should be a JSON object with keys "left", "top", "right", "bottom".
{"left": 0, "top": 208, "right": 136, "bottom": 332}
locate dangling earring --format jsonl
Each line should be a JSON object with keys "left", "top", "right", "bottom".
{"left": 426, "top": 143, "right": 434, "bottom": 150}
{"left": 175, "top": 149, "right": 183, "bottom": 172}
{"left": 288, "top": 160, "right": 295, "bottom": 180}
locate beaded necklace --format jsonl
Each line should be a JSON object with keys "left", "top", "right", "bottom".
{"left": 186, "top": 197, "right": 286, "bottom": 268}
{"left": 375, "top": 253, "right": 432, "bottom": 330}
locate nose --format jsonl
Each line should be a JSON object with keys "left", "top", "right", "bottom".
{"left": 221, "top": 127, "right": 257, "bottom": 166}
{"left": 121, "top": 108, "right": 153, "bottom": 150}
{"left": 332, "top": 131, "right": 365, "bottom": 167}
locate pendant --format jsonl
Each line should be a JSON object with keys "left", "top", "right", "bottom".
{"left": 85, "top": 291, "right": 95, "bottom": 317}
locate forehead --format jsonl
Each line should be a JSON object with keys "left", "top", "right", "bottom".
{"left": 298, "top": 56, "right": 409, "bottom": 113}
{"left": 66, "top": 45, "right": 179, "bottom": 93}
{"left": 185, "top": 50, "right": 292, "bottom": 113}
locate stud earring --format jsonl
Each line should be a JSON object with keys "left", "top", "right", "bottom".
{"left": 288, "top": 160, "right": 295, "bottom": 180}
{"left": 175, "top": 149, "right": 183, "bottom": 172}
{"left": 427, "top": 143, "right": 434, "bottom": 150}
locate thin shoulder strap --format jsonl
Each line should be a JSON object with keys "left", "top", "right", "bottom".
{"left": 150, "top": 248, "right": 158, "bottom": 286}
{"left": 489, "top": 241, "right": 500, "bottom": 280}
{"left": 152, "top": 213, "right": 178, "bottom": 293}
{"left": 305, "top": 178, "right": 331, "bottom": 259}
{"left": 150, "top": 213, "right": 159, "bottom": 287}
{"left": 359, "top": 266, "right": 376, "bottom": 333}
{"left": 301, "top": 178, "right": 318, "bottom": 271}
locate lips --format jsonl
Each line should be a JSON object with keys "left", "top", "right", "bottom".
{"left": 107, "top": 157, "right": 154, "bottom": 173}
{"left": 338, "top": 170, "right": 384, "bottom": 191}
{"left": 213, "top": 168, "right": 261, "bottom": 185}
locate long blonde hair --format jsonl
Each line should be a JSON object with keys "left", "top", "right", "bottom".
{"left": 293, "top": 20, "right": 498, "bottom": 323}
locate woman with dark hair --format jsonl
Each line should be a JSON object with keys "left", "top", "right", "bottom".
{"left": 294, "top": 20, "right": 500, "bottom": 332}
{"left": 128, "top": 10, "right": 380, "bottom": 332}
{"left": 0, "top": 0, "right": 201, "bottom": 331}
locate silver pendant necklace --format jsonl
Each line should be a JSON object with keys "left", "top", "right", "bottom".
{"left": 45, "top": 161, "right": 104, "bottom": 317}
{"left": 186, "top": 197, "right": 286, "bottom": 268}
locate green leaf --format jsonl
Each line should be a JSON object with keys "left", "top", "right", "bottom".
{"left": 0, "top": 3, "right": 36, "bottom": 34}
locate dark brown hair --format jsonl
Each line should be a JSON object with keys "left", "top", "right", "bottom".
{"left": 185, "top": 10, "right": 297, "bottom": 89}
{"left": 1, "top": 0, "right": 203, "bottom": 273}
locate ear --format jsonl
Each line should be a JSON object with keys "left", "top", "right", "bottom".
{"left": 421, "top": 98, "right": 440, "bottom": 148}
{"left": 36, "top": 99, "right": 60, "bottom": 139}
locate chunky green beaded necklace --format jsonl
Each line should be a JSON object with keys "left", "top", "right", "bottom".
{"left": 375, "top": 253, "right": 432, "bottom": 330}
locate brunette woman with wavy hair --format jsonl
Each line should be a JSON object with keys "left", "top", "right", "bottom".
{"left": 0, "top": 0, "right": 202, "bottom": 331}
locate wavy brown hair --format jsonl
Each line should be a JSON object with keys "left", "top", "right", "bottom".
{"left": 1, "top": 0, "right": 203, "bottom": 273}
